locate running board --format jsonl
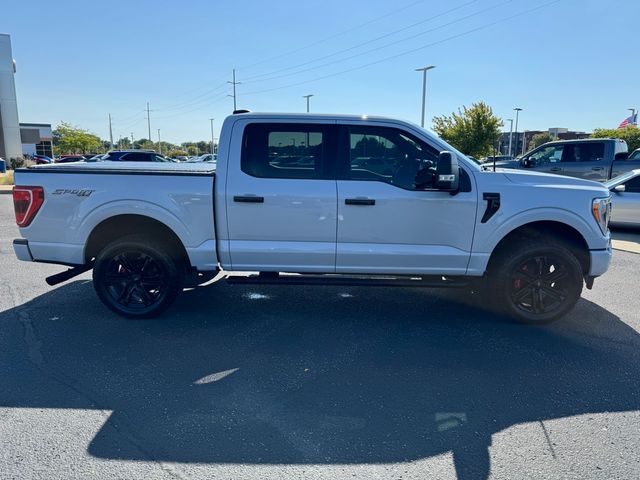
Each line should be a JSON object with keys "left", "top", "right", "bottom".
{"left": 225, "top": 272, "right": 468, "bottom": 288}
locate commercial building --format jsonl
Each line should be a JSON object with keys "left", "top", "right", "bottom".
{"left": 498, "top": 128, "right": 591, "bottom": 156}
{"left": 20, "top": 122, "right": 53, "bottom": 157}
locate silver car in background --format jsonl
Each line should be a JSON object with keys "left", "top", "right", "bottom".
{"left": 606, "top": 169, "right": 640, "bottom": 228}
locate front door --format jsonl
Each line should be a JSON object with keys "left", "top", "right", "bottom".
{"left": 225, "top": 122, "right": 338, "bottom": 272}
{"left": 335, "top": 124, "right": 477, "bottom": 275}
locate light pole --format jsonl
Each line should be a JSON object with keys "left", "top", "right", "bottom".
{"left": 303, "top": 94, "right": 314, "bottom": 113}
{"left": 629, "top": 108, "right": 637, "bottom": 125}
{"left": 209, "top": 118, "right": 215, "bottom": 155}
{"left": 507, "top": 118, "right": 513, "bottom": 156}
{"left": 157, "top": 129, "right": 161, "bottom": 154}
{"left": 415, "top": 65, "right": 435, "bottom": 128}
{"left": 513, "top": 107, "right": 522, "bottom": 156}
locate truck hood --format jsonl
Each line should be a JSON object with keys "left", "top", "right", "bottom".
{"left": 501, "top": 169, "right": 609, "bottom": 192}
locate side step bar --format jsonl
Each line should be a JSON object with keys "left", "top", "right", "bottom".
{"left": 225, "top": 272, "right": 468, "bottom": 288}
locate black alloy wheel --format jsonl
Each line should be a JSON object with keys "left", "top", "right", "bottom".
{"left": 93, "top": 236, "right": 183, "bottom": 318}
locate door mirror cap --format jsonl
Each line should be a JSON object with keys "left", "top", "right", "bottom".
{"left": 436, "top": 151, "right": 459, "bottom": 192}
{"left": 522, "top": 158, "right": 534, "bottom": 168}
{"left": 613, "top": 184, "right": 626, "bottom": 193}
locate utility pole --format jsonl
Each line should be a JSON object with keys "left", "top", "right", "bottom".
{"left": 108, "top": 113, "right": 114, "bottom": 149}
{"left": 157, "top": 128, "right": 162, "bottom": 154}
{"left": 209, "top": 118, "right": 215, "bottom": 155}
{"left": 146, "top": 102, "right": 152, "bottom": 141}
{"left": 415, "top": 65, "right": 435, "bottom": 128}
{"left": 131, "top": 132, "right": 134, "bottom": 148}
{"left": 513, "top": 107, "right": 522, "bottom": 156}
{"left": 302, "top": 94, "right": 314, "bottom": 113}
{"left": 227, "top": 69, "right": 241, "bottom": 111}
{"left": 507, "top": 118, "right": 513, "bottom": 156}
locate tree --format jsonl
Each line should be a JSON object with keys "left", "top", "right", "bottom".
{"left": 591, "top": 126, "right": 640, "bottom": 152}
{"left": 528, "top": 132, "right": 554, "bottom": 150}
{"left": 53, "top": 122, "right": 102, "bottom": 155}
{"left": 432, "top": 102, "right": 503, "bottom": 158}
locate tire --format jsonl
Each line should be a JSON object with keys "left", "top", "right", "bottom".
{"left": 488, "top": 237, "right": 583, "bottom": 324}
{"left": 93, "top": 235, "right": 184, "bottom": 319}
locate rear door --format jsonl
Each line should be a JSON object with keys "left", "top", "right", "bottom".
{"left": 224, "top": 121, "right": 338, "bottom": 272}
{"left": 612, "top": 175, "right": 640, "bottom": 225}
{"left": 335, "top": 123, "right": 477, "bottom": 275}
{"left": 560, "top": 142, "right": 607, "bottom": 181}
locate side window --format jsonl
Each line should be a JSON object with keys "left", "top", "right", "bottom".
{"left": 241, "top": 123, "right": 327, "bottom": 179}
{"left": 625, "top": 176, "right": 640, "bottom": 193}
{"left": 564, "top": 143, "right": 604, "bottom": 162}
{"left": 347, "top": 126, "right": 439, "bottom": 190}
{"left": 530, "top": 145, "right": 563, "bottom": 164}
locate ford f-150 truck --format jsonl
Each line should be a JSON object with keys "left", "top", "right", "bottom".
{"left": 489, "top": 138, "right": 640, "bottom": 182}
{"left": 12, "top": 112, "right": 613, "bottom": 324}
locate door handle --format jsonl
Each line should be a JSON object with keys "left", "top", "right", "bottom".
{"left": 233, "top": 195, "right": 264, "bottom": 203}
{"left": 591, "top": 167, "right": 604, "bottom": 171}
{"left": 549, "top": 167, "right": 562, "bottom": 172}
{"left": 345, "top": 198, "right": 375, "bottom": 206}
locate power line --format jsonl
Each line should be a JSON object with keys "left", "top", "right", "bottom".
{"left": 241, "top": 0, "right": 562, "bottom": 97}
{"left": 243, "top": 0, "right": 507, "bottom": 85}
{"left": 242, "top": 0, "right": 479, "bottom": 82}
{"left": 239, "top": 0, "right": 427, "bottom": 71}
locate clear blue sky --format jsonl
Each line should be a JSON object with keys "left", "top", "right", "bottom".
{"left": 3, "top": 0, "right": 638, "bottom": 143}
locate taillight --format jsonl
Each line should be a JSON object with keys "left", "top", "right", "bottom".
{"left": 13, "top": 186, "right": 45, "bottom": 227}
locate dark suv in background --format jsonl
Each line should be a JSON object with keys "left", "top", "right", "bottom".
{"left": 102, "top": 150, "right": 172, "bottom": 162}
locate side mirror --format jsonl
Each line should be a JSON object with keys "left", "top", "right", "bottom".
{"left": 522, "top": 158, "right": 533, "bottom": 168}
{"left": 613, "top": 184, "right": 626, "bottom": 193}
{"left": 435, "top": 151, "right": 459, "bottom": 192}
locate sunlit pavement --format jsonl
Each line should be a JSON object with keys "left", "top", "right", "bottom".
{"left": 1, "top": 195, "right": 639, "bottom": 480}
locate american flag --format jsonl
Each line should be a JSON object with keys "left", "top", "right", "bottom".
{"left": 618, "top": 113, "right": 638, "bottom": 129}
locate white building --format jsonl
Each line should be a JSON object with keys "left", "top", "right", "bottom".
{"left": 0, "top": 33, "right": 21, "bottom": 160}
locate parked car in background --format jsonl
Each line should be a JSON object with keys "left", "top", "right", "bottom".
{"left": 174, "top": 155, "right": 189, "bottom": 162}
{"left": 32, "top": 154, "right": 53, "bottom": 165}
{"left": 490, "top": 138, "right": 638, "bottom": 182}
{"left": 187, "top": 153, "right": 217, "bottom": 163}
{"left": 628, "top": 148, "right": 640, "bottom": 160}
{"left": 481, "top": 155, "right": 513, "bottom": 164}
{"left": 101, "top": 150, "right": 171, "bottom": 162}
{"left": 605, "top": 169, "right": 640, "bottom": 228}
{"left": 56, "top": 155, "right": 86, "bottom": 163}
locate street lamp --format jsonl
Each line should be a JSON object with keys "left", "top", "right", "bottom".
{"left": 506, "top": 118, "right": 513, "bottom": 156}
{"left": 303, "top": 94, "right": 314, "bottom": 113}
{"left": 513, "top": 107, "right": 522, "bottom": 155}
{"left": 415, "top": 65, "right": 435, "bottom": 128}
{"left": 157, "top": 128, "right": 162, "bottom": 155}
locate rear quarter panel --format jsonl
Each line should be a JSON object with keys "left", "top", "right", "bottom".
{"left": 14, "top": 170, "right": 216, "bottom": 269}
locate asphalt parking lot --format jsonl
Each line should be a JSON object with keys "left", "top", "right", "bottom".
{"left": 1, "top": 194, "right": 639, "bottom": 480}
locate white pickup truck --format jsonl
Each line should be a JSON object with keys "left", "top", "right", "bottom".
{"left": 12, "top": 112, "right": 613, "bottom": 323}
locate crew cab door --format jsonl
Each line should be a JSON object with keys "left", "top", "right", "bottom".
{"left": 335, "top": 123, "right": 477, "bottom": 275}
{"left": 224, "top": 121, "right": 338, "bottom": 272}
{"left": 559, "top": 142, "right": 608, "bottom": 181}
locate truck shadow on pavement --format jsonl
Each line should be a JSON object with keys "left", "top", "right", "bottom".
{"left": 1, "top": 279, "right": 639, "bottom": 480}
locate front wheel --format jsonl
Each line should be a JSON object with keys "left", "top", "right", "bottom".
{"left": 93, "top": 235, "right": 184, "bottom": 319}
{"left": 490, "top": 239, "right": 584, "bottom": 324}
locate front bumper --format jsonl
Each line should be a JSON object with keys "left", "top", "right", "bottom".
{"left": 13, "top": 239, "right": 34, "bottom": 262}
{"left": 589, "top": 245, "right": 612, "bottom": 277}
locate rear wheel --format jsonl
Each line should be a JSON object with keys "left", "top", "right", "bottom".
{"left": 93, "top": 235, "right": 184, "bottom": 318}
{"left": 490, "top": 239, "right": 583, "bottom": 324}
